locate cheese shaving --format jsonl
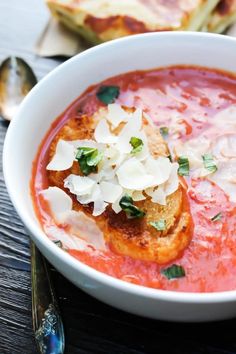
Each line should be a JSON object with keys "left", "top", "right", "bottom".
{"left": 46, "top": 140, "right": 75, "bottom": 171}
{"left": 41, "top": 186, "right": 106, "bottom": 250}
{"left": 47, "top": 104, "right": 180, "bottom": 216}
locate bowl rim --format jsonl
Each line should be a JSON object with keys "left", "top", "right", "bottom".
{"left": 4, "top": 31, "right": 236, "bottom": 304}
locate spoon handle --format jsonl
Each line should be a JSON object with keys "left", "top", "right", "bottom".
{"left": 31, "top": 241, "right": 65, "bottom": 354}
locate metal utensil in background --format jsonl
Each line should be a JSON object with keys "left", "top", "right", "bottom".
{"left": 31, "top": 242, "right": 65, "bottom": 354}
{"left": 0, "top": 56, "right": 37, "bottom": 121}
{"left": 0, "top": 56, "right": 65, "bottom": 354}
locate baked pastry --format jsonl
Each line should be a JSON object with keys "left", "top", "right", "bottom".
{"left": 203, "top": 0, "right": 236, "bottom": 33}
{"left": 46, "top": 0, "right": 220, "bottom": 44}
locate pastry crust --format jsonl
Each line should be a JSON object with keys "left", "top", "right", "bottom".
{"left": 203, "top": 0, "right": 236, "bottom": 33}
{"left": 47, "top": 110, "right": 192, "bottom": 264}
{"left": 46, "top": 0, "right": 220, "bottom": 44}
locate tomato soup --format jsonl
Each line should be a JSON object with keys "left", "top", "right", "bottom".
{"left": 32, "top": 66, "right": 236, "bottom": 292}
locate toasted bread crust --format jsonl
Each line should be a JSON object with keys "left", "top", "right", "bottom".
{"left": 48, "top": 111, "right": 192, "bottom": 264}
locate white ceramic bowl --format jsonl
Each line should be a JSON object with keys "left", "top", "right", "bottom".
{"left": 4, "top": 32, "right": 236, "bottom": 322}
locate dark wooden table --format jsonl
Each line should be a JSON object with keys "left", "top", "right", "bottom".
{"left": 2, "top": 1, "right": 236, "bottom": 353}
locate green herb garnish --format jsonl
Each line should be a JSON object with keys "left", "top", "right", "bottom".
{"left": 130, "top": 136, "right": 143, "bottom": 154}
{"left": 119, "top": 194, "right": 145, "bottom": 219}
{"left": 177, "top": 156, "right": 190, "bottom": 176}
{"left": 211, "top": 212, "right": 222, "bottom": 222}
{"left": 96, "top": 85, "right": 120, "bottom": 105}
{"left": 161, "top": 264, "right": 185, "bottom": 280}
{"left": 76, "top": 147, "right": 103, "bottom": 175}
{"left": 150, "top": 219, "right": 166, "bottom": 231}
{"left": 202, "top": 154, "right": 217, "bottom": 173}
{"left": 53, "top": 240, "right": 63, "bottom": 248}
{"left": 160, "top": 126, "right": 169, "bottom": 138}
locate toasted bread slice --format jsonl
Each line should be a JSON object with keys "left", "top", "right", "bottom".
{"left": 46, "top": 0, "right": 220, "bottom": 44}
{"left": 48, "top": 110, "right": 192, "bottom": 264}
{"left": 202, "top": 0, "right": 236, "bottom": 33}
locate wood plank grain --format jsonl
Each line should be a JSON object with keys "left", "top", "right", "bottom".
{"left": 0, "top": 1, "right": 60, "bottom": 353}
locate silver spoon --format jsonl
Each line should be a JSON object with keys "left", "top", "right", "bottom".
{"left": 0, "top": 56, "right": 65, "bottom": 354}
{"left": 0, "top": 56, "right": 37, "bottom": 121}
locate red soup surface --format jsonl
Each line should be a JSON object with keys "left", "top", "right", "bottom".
{"left": 32, "top": 66, "right": 236, "bottom": 292}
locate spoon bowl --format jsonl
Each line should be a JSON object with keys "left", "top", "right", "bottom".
{"left": 0, "top": 57, "right": 37, "bottom": 121}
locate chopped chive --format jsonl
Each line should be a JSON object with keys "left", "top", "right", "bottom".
{"left": 161, "top": 264, "right": 185, "bottom": 280}
{"left": 53, "top": 240, "right": 63, "bottom": 248}
{"left": 202, "top": 154, "right": 217, "bottom": 173}
{"left": 76, "top": 147, "right": 103, "bottom": 175}
{"left": 211, "top": 212, "right": 222, "bottom": 222}
{"left": 87, "top": 150, "right": 103, "bottom": 167}
{"left": 96, "top": 85, "right": 120, "bottom": 105}
{"left": 119, "top": 194, "right": 145, "bottom": 219}
{"left": 177, "top": 156, "right": 189, "bottom": 176}
{"left": 130, "top": 136, "right": 143, "bottom": 154}
{"left": 160, "top": 126, "right": 169, "bottom": 138}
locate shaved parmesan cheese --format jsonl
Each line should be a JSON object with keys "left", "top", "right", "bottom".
{"left": 69, "top": 139, "right": 103, "bottom": 149}
{"left": 212, "top": 134, "right": 236, "bottom": 160}
{"left": 60, "top": 210, "right": 106, "bottom": 250}
{"left": 41, "top": 187, "right": 106, "bottom": 250}
{"left": 117, "top": 157, "right": 154, "bottom": 190}
{"left": 107, "top": 103, "right": 129, "bottom": 128}
{"left": 145, "top": 156, "right": 172, "bottom": 185}
{"left": 64, "top": 174, "right": 95, "bottom": 195}
{"left": 209, "top": 160, "right": 236, "bottom": 203}
{"left": 192, "top": 167, "right": 212, "bottom": 179}
{"left": 102, "top": 147, "right": 126, "bottom": 169}
{"left": 213, "top": 106, "right": 236, "bottom": 132}
{"left": 112, "top": 197, "right": 122, "bottom": 214}
{"left": 47, "top": 140, "right": 75, "bottom": 171}
{"left": 145, "top": 162, "right": 179, "bottom": 204}
{"left": 76, "top": 193, "right": 94, "bottom": 204}
{"left": 164, "top": 162, "right": 180, "bottom": 196}
{"left": 94, "top": 118, "right": 117, "bottom": 144}
{"left": 165, "top": 112, "right": 186, "bottom": 138}
{"left": 150, "top": 186, "right": 167, "bottom": 205}
{"left": 47, "top": 104, "right": 181, "bottom": 219}
{"left": 45, "top": 224, "right": 91, "bottom": 251}
{"left": 41, "top": 187, "right": 72, "bottom": 218}
{"left": 116, "top": 108, "right": 143, "bottom": 153}
{"left": 175, "top": 137, "right": 210, "bottom": 170}
{"left": 100, "top": 181, "right": 122, "bottom": 203}
{"left": 74, "top": 183, "right": 108, "bottom": 217}
{"left": 174, "top": 128, "right": 236, "bottom": 203}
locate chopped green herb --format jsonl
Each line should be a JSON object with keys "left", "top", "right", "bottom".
{"left": 130, "top": 136, "right": 143, "bottom": 154}
{"left": 161, "top": 264, "right": 185, "bottom": 280}
{"left": 150, "top": 219, "right": 166, "bottom": 231}
{"left": 87, "top": 150, "right": 103, "bottom": 167}
{"left": 119, "top": 194, "right": 146, "bottom": 219}
{"left": 53, "top": 240, "right": 63, "bottom": 248}
{"left": 178, "top": 156, "right": 190, "bottom": 176}
{"left": 160, "top": 126, "right": 169, "bottom": 138}
{"left": 76, "top": 147, "right": 103, "bottom": 175}
{"left": 211, "top": 212, "right": 222, "bottom": 222}
{"left": 202, "top": 154, "right": 217, "bottom": 173}
{"left": 96, "top": 85, "right": 120, "bottom": 105}
{"left": 76, "top": 147, "right": 96, "bottom": 159}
